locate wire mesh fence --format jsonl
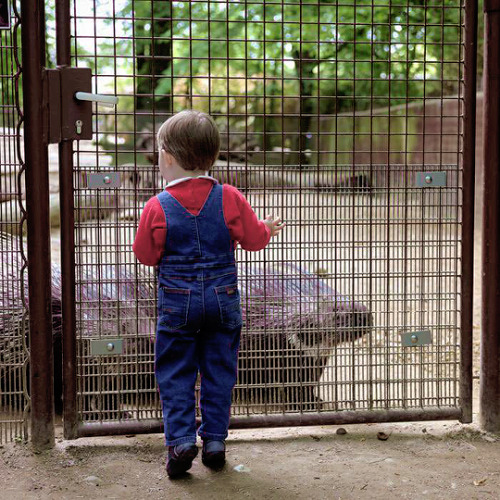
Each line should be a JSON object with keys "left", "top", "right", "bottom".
{"left": 64, "top": 0, "right": 467, "bottom": 428}
{"left": 0, "top": 0, "right": 29, "bottom": 444}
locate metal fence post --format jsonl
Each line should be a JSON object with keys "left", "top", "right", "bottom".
{"left": 480, "top": 0, "right": 500, "bottom": 433}
{"left": 20, "top": 0, "right": 54, "bottom": 449}
{"left": 460, "top": 0, "right": 478, "bottom": 425}
{"left": 55, "top": 0, "right": 78, "bottom": 441}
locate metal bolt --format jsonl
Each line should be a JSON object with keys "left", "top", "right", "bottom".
{"left": 106, "top": 342, "right": 115, "bottom": 352}
{"left": 411, "top": 334, "right": 418, "bottom": 344}
{"left": 103, "top": 175, "right": 112, "bottom": 184}
{"left": 424, "top": 175, "right": 433, "bottom": 184}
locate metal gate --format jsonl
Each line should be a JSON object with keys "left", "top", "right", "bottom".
{"left": 0, "top": 1, "right": 29, "bottom": 443}
{"left": 58, "top": 0, "right": 476, "bottom": 438}
{"left": 0, "top": 0, "right": 477, "bottom": 442}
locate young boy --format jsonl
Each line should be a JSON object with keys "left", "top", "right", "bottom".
{"left": 133, "top": 110, "right": 284, "bottom": 477}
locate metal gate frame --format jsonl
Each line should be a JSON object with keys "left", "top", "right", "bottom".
{"left": 16, "top": 0, "right": 478, "bottom": 446}
{"left": 19, "top": 0, "right": 54, "bottom": 449}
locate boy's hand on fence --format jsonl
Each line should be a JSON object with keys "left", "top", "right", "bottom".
{"left": 263, "top": 214, "right": 285, "bottom": 237}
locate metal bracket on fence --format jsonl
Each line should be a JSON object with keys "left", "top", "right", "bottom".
{"left": 86, "top": 172, "right": 121, "bottom": 189}
{"left": 43, "top": 67, "right": 92, "bottom": 142}
{"left": 415, "top": 172, "right": 447, "bottom": 188}
{"left": 401, "top": 330, "right": 433, "bottom": 347}
{"left": 90, "top": 339, "right": 124, "bottom": 356}
{"left": 484, "top": 0, "right": 500, "bottom": 13}
{"left": 43, "top": 67, "right": 118, "bottom": 143}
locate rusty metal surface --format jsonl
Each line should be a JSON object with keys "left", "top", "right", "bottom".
{"left": 484, "top": 0, "right": 500, "bottom": 13}
{"left": 480, "top": 9, "right": 500, "bottom": 432}
{"left": 460, "top": 0, "right": 478, "bottom": 425}
{"left": 77, "top": 407, "right": 462, "bottom": 438}
{"left": 56, "top": 0, "right": 79, "bottom": 441}
{"left": 21, "top": 0, "right": 54, "bottom": 449}
{"left": 58, "top": 0, "right": 471, "bottom": 435}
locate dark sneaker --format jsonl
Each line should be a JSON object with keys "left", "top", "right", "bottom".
{"left": 202, "top": 440, "right": 226, "bottom": 469}
{"left": 166, "top": 443, "right": 198, "bottom": 477}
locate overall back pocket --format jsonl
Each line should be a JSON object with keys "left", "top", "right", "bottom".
{"left": 158, "top": 286, "right": 190, "bottom": 330}
{"left": 214, "top": 283, "right": 242, "bottom": 329}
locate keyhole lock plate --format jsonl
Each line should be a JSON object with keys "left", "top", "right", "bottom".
{"left": 43, "top": 67, "right": 93, "bottom": 142}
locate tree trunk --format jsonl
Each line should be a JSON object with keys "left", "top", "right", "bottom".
{"left": 135, "top": 2, "right": 172, "bottom": 112}
{"left": 293, "top": 49, "right": 316, "bottom": 167}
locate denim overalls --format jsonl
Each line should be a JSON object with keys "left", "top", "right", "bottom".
{"left": 155, "top": 182, "right": 242, "bottom": 446}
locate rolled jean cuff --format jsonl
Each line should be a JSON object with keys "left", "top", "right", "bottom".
{"left": 166, "top": 435, "right": 197, "bottom": 447}
{"left": 198, "top": 430, "right": 228, "bottom": 441}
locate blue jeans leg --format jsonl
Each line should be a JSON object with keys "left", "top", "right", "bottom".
{"left": 155, "top": 329, "right": 199, "bottom": 446}
{"left": 197, "top": 325, "right": 241, "bottom": 441}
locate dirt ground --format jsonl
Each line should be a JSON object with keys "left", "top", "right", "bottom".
{"left": 1, "top": 406, "right": 500, "bottom": 500}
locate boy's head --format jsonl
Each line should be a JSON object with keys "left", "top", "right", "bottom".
{"left": 157, "top": 110, "right": 220, "bottom": 172}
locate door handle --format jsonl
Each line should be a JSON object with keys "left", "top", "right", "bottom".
{"left": 74, "top": 92, "right": 119, "bottom": 108}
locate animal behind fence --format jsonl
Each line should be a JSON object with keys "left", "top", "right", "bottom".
{"left": 1, "top": 231, "right": 373, "bottom": 418}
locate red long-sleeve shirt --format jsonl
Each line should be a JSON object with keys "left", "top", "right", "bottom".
{"left": 133, "top": 177, "right": 271, "bottom": 266}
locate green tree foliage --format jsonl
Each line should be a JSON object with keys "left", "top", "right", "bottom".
{"left": 138, "top": 1, "right": 464, "bottom": 153}
{"left": 165, "top": 1, "right": 462, "bottom": 97}
{"left": 118, "top": 1, "right": 173, "bottom": 111}
{"left": 99, "top": 0, "right": 471, "bottom": 158}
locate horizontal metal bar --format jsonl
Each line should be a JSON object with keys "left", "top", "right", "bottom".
{"left": 76, "top": 408, "right": 461, "bottom": 438}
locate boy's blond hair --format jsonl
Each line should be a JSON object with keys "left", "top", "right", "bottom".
{"left": 157, "top": 110, "right": 220, "bottom": 172}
